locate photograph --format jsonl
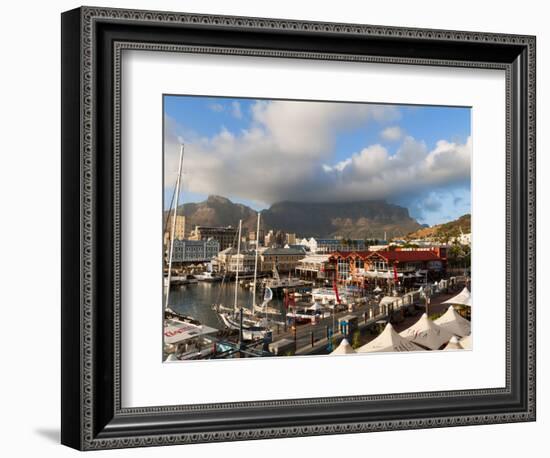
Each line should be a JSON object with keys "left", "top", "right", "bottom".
{"left": 162, "top": 96, "right": 473, "bottom": 361}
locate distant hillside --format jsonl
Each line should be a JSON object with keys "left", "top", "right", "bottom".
{"left": 174, "top": 195, "right": 258, "bottom": 233}
{"left": 173, "top": 195, "right": 422, "bottom": 239}
{"left": 406, "top": 214, "right": 471, "bottom": 241}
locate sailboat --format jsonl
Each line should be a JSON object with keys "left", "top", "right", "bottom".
{"left": 213, "top": 218, "right": 270, "bottom": 340}
{"left": 253, "top": 286, "right": 281, "bottom": 316}
{"left": 246, "top": 212, "right": 281, "bottom": 317}
{"left": 264, "top": 265, "right": 305, "bottom": 289}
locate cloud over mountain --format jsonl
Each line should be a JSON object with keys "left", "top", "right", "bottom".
{"left": 164, "top": 99, "right": 471, "bottom": 223}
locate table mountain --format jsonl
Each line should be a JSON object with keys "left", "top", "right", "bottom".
{"left": 261, "top": 200, "right": 422, "bottom": 239}
{"left": 174, "top": 195, "right": 422, "bottom": 239}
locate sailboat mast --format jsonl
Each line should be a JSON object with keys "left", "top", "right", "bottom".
{"left": 251, "top": 212, "right": 260, "bottom": 312}
{"left": 233, "top": 220, "right": 243, "bottom": 313}
{"left": 165, "top": 144, "right": 184, "bottom": 310}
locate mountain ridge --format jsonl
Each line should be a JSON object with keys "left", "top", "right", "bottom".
{"left": 173, "top": 195, "right": 423, "bottom": 239}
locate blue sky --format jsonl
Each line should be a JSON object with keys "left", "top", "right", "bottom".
{"left": 164, "top": 95, "right": 471, "bottom": 226}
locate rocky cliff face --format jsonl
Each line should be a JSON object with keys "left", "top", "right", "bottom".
{"left": 175, "top": 195, "right": 258, "bottom": 233}
{"left": 175, "top": 195, "right": 422, "bottom": 239}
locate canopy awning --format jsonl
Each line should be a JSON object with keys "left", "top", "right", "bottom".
{"left": 330, "top": 338, "right": 356, "bottom": 355}
{"left": 365, "top": 270, "right": 402, "bottom": 279}
{"left": 443, "top": 287, "right": 472, "bottom": 307}
{"left": 358, "top": 323, "right": 425, "bottom": 353}
{"left": 434, "top": 305, "right": 471, "bottom": 337}
{"left": 400, "top": 313, "right": 453, "bottom": 350}
{"left": 164, "top": 319, "right": 218, "bottom": 345}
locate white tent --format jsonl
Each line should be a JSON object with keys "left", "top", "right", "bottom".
{"left": 373, "top": 286, "right": 382, "bottom": 293}
{"left": 331, "top": 338, "right": 356, "bottom": 355}
{"left": 443, "top": 336, "right": 463, "bottom": 350}
{"left": 459, "top": 334, "right": 472, "bottom": 350}
{"left": 434, "top": 305, "right": 472, "bottom": 337}
{"left": 358, "top": 323, "right": 425, "bottom": 353}
{"left": 400, "top": 313, "right": 454, "bottom": 350}
{"left": 443, "top": 287, "right": 472, "bottom": 307}
{"left": 164, "top": 353, "right": 179, "bottom": 362}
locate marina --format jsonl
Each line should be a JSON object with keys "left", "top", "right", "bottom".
{"left": 162, "top": 143, "right": 472, "bottom": 361}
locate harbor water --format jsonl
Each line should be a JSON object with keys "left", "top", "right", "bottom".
{"left": 168, "top": 282, "right": 286, "bottom": 330}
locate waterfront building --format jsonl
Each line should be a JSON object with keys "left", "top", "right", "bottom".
{"left": 296, "top": 254, "right": 334, "bottom": 280}
{"left": 215, "top": 247, "right": 256, "bottom": 274}
{"left": 316, "top": 238, "right": 367, "bottom": 253}
{"left": 297, "top": 237, "right": 372, "bottom": 254}
{"left": 172, "top": 238, "right": 220, "bottom": 263}
{"left": 261, "top": 247, "right": 306, "bottom": 273}
{"left": 328, "top": 248, "right": 446, "bottom": 283}
{"left": 189, "top": 225, "right": 238, "bottom": 251}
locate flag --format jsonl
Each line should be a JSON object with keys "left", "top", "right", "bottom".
{"left": 333, "top": 280, "right": 341, "bottom": 304}
{"left": 393, "top": 263, "right": 398, "bottom": 282}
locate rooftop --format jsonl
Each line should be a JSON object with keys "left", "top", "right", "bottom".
{"left": 263, "top": 247, "right": 307, "bottom": 256}
{"left": 369, "top": 250, "right": 442, "bottom": 262}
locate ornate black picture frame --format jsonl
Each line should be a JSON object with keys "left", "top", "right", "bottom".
{"left": 61, "top": 6, "right": 536, "bottom": 450}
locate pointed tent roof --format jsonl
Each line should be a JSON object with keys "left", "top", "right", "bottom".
{"left": 331, "top": 338, "right": 356, "bottom": 355}
{"left": 358, "top": 323, "right": 425, "bottom": 353}
{"left": 443, "top": 287, "right": 472, "bottom": 307}
{"left": 400, "top": 313, "right": 453, "bottom": 350}
{"left": 443, "top": 335, "right": 463, "bottom": 350}
{"left": 459, "top": 334, "right": 472, "bottom": 350}
{"left": 434, "top": 305, "right": 472, "bottom": 337}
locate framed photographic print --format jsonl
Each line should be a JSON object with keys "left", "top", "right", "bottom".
{"left": 61, "top": 6, "right": 536, "bottom": 450}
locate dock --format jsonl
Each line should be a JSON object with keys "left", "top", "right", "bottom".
{"left": 267, "top": 300, "right": 405, "bottom": 356}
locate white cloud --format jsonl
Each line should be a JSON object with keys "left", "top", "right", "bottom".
{"left": 380, "top": 126, "right": 404, "bottom": 141}
{"left": 320, "top": 136, "right": 471, "bottom": 202}
{"left": 209, "top": 103, "right": 224, "bottom": 113}
{"left": 164, "top": 100, "right": 470, "bottom": 209}
{"left": 231, "top": 101, "right": 242, "bottom": 119}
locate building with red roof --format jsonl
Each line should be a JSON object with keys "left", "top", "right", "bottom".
{"left": 329, "top": 247, "right": 446, "bottom": 284}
